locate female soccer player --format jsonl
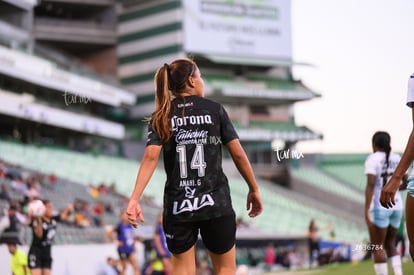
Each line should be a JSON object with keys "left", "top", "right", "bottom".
{"left": 365, "top": 131, "right": 405, "bottom": 275}
{"left": 381, "top": 72, "right": 414, "bottom": 262}
{"left": 126, "top": 58, "right": 263, "bottom": 275}
{"left": 107, "top": 211, "right": 140, "bottom": 275}
{"left": 28, "top": 200, "right": 72, "bottom": 275}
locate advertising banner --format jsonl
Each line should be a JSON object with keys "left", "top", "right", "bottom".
{"left": 183, "top": 0, "right": 291, "bottom": 60}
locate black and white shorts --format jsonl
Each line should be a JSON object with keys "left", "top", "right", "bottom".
{"left": 28, "top": 251, "right": 52, "bottom": 269}
{"left": 163, "top": 213, "right": 236, "bottom": 255}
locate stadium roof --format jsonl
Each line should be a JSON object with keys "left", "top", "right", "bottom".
{"left": 0, "top": 89, "right": 125, "bottom": 139}
{"left": 203, "top": 74, "right": 319, "bottom": 103}
{"left": 233, "top": 121, "right": 322, "bottom": 142}
{"left": 202, "top": 53, "right": 312, "bottom": 68}
{"left": 0, "top": 45, "right": 136, "bottom": 107}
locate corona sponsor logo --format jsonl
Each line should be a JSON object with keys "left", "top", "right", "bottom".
{"left": 171, "top": 114, "right": 213, "bottom": 130}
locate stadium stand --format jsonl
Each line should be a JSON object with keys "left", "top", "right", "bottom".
{"left": 0, "top": 143, "right": 165, "bottom": 246}
{"left": 318, "top": 154, "right": 367, "bottom": 192}
{"left": 0, "top": 138, "right": 368, "bottom": 244}
{"left": 291, "top": 166, "right": 365, "bottom": 204}
{"left": 230, "top": 177, "right": 366, "bottom": 242}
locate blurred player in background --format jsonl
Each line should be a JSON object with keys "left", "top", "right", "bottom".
{"left": 381, "top": 72, "right": 414, "bottom": 262}
{"left": 365, "top": 131, "right": 406, "bottom": 275}
{"left": 28, "top": 200, "right": 73, "bottom": 275}
{"left": 108, "top": 211, "right": 140, "bottom": 275}
{"left": 152, "top": 212, "right": 172, "bottom": 275}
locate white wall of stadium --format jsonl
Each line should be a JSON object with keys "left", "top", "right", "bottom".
{"left": 0, "top": 243, "right": 146, "bottom": 275}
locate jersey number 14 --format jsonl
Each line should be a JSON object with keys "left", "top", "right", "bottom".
{"left": 176, "top": 144, "right": 207, "bottom": 178}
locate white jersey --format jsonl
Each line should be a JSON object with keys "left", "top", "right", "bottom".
{"left": 364, "top": 151, "right": 403, "bottom": 210}
{"left": 406, "top": 72, "right": 414, "bottom": 107}
{"left": 406, "top": 72, "right": 414, "bottom": 179}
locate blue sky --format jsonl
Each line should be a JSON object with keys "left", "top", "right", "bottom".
{"left": 291, "top": 0, "right": 414, "bottom": 153}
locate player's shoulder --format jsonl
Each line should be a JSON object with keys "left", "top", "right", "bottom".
{"left": 365, "top": 152, "right": 377, "bottom": 160}
{"left": 365, "top": 152, "right": 381, "bottom": 164}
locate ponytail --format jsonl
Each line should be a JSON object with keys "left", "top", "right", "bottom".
{"left": 151, "top": 64, "right": 173, "bottom": 143}
{"left": 372, "top": 131, "right": 392, "bottom": 186}
{"left": 150, "top": 58, "right": 196, "bottom": 143}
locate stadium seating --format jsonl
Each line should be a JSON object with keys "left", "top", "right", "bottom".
{"left": 291, "top": 167, "right": 364, "bottom": 204}
{"left": 318, "top": 154, "right": 367, "bottom": 190}
{"left": 0, "top": 139, "right": 368, "bottom": 243}
{"left": 229, "top": 177, "right": 367, "bottom": 242}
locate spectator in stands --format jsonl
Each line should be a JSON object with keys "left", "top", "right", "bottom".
{"left": 97, "top": 183, "right": 108, "bottom": 194}
{"left": 11, "top": 176, "right": 28, "bottom": 196}
{"left": 152, "top": 212, "right": 172, "bottom": 275}
{"left": 365, "top": 131, "right": 405, "bottom": 275}
{"left": 0, "top": 161, "right": 6, "bottom": 179}
{"left": 285, "top": 246, "right": 304, "bottom": 269}
{"left": 0, "top": 184, "right": 11, "bottom": 201}
{"left": 105, "top": 202, "right": 115, "bottom": 215}
{"left": 264, "top": 242, "right": 276, "bottom": 271}
{"left": 25, "top": 177, "right": 41, "bottom": 199}
{"left": 107, "top": 211, "right": 140, "bottom": 275}
{"left": 48, "top": 174, "right": 57, "bottom": 185}
{"left": 88, "top": 184, "right": 100, "bottom": 198}
{"left": 381, "top": 73, "right": 414, "bottom": 263}
{"left": 92, "top": 200, "right": 105, "bottom": 227}
{"left": 0, "top": 204, "right": 22, "bottom": 244}
{"left": 74, "top": 200, "right": 92, "bottom": 228}
{"left": 127, "top": 58, "right": 263, "bottom": 275}
{"left": 329, "top": 242, "right": 350, "bottom": 263}
{"left": 7, "top": 241, "right": 30, "bottom": 275}
{"left": 5, "top": 166, "right": 22, "bottom": 180}
{"left": 37, "top": 173, "right": 57, "bottom": 190}
{"left": 28, "top": 200, "right": 73, "bottom": 275}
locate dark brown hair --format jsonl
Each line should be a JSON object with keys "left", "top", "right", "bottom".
{"left": 151, "top": 58, "right": 197, "bottom": 143}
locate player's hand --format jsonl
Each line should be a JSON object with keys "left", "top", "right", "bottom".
{"left": 380, "top": 177, "right": 400, "bottom": 208}
{"left": 126, "top": 199, "right": 144, "bottom": 228}
{"left": 246, "top": 190, "right": 263, "bottom": 218}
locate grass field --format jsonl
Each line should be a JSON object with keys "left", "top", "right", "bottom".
{"left": 265, "top": 260, "right": 414, "bottom": 275}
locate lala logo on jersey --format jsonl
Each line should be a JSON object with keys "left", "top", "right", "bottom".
{"left": 172, "top": 187, "right": 214, "bottom": 215}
